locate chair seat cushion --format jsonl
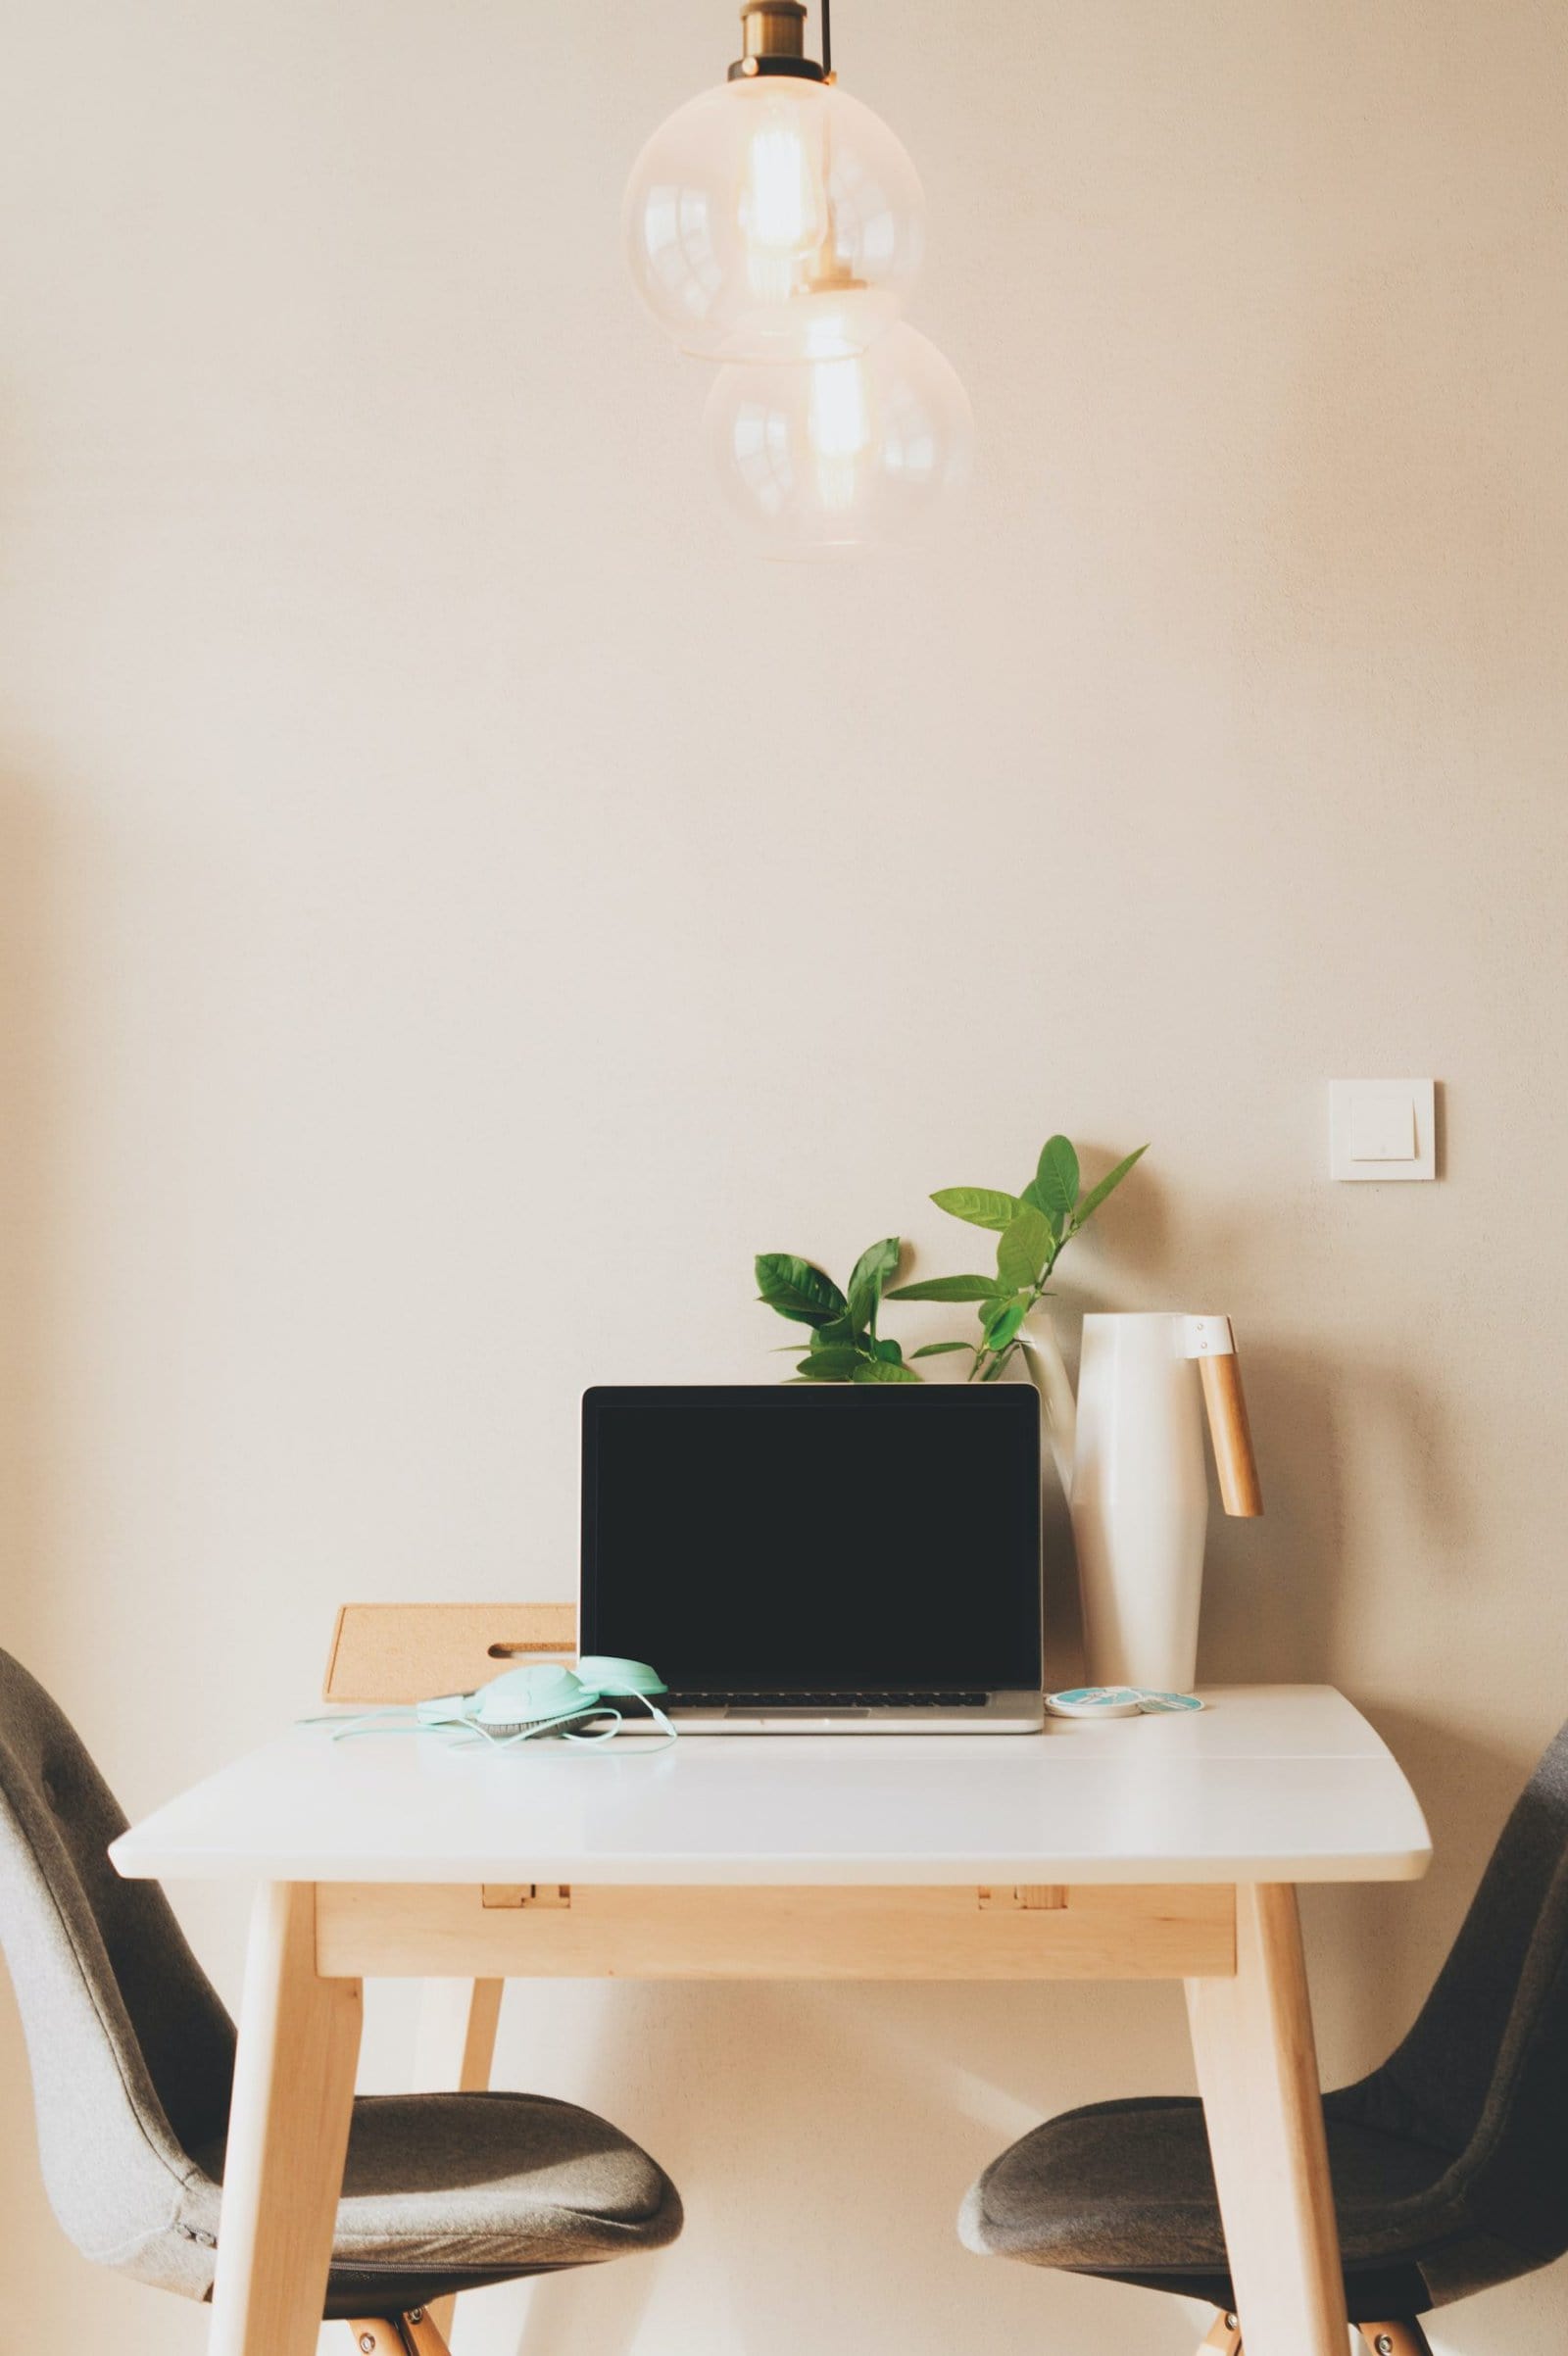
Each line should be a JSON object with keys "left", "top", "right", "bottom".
{"left": 330, "top": 2091, "right": 681, "bottom": 2270}
{"left": 960, "top": 2094, "right": 1457, "bottom": 2282}
{"left": 185, "top": 2089, "right": 681, "bottom": 2310}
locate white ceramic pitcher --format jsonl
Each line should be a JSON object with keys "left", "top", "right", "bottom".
{"left": 1023, "top": 1311, "right": 1262, "bottom": 1693}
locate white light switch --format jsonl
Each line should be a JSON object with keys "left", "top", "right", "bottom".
{"left": 1348, "top": 1093, "right": 1416, "bottom": 1161}
{"left": 1330, "top": 1080, "right": 1436, "bottom": 1182}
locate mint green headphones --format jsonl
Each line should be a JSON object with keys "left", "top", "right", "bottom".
{"left": 413, "top": 1656, "right": 674, "bottom": 1747}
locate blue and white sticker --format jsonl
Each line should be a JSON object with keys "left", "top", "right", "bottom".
{"left": 1046, "top": 1687, "right": 1205, "bottom": 1718}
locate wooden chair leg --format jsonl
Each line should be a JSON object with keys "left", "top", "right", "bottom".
{"left": 1200, "top": 2301, "right": 1433, "bottom": 2356}
{"left": 401, "top": 2312, "right": 456, "bottom": 2356}
{"left": 344, "top": 2315, "right": 453, "bottom": 2356}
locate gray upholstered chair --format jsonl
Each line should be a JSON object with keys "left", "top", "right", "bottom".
{"left": 961, "top": 1718, "right": 1568, "bottom": 2356}
{"left": 0, "top": 1648, "right": 682, "bottom": 2355}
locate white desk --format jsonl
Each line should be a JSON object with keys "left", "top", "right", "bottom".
{"left": 112, "top": 1686, "right": 1430, "bottom": 2356}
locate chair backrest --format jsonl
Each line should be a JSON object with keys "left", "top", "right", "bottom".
{"left": 1339, "top": 1718, "right": 1568, "bottom": 2275}
{"left": 0, "top": 1649, "right": 235, "bottom": 2287}
{"left": 323, "top": 1600, "right": 577, "bottom": 1702}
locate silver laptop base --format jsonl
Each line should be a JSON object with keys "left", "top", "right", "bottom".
{"left": 666, "top": 1690, "right": 1044, "bottom": 1734}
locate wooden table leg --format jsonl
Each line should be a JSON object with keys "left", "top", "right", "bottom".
{"left": 210, "top": 1883, "right": 363, "bottom": 2356}
{"left": 411, "top": 1977, "right": 504, "bottom": 2338}
{"left": 1186, "top": 1884, "right": 1348, "bottom": 2356}
{"left": 413, "top": 1976, "right": 503, "bottom": 2096}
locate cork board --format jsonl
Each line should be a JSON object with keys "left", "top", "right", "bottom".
{"left": 321, "top": 1602, "right": 578, "bottom": 1702}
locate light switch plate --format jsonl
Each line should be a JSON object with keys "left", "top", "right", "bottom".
{"left": 1330, "top": 1080, "right": 1436, "bottom": 1181}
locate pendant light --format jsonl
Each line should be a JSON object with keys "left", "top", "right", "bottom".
{"left": 624, "top": 0, "right": 971, "bottom": 556}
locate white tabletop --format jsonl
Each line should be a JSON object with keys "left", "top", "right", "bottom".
{"left": 110, "top": 1686, "right": 1430, "bottom": 1889}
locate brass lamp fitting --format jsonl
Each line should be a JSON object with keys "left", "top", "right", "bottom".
{"left": 729, "top": 0, "right": 825, "bottom": 81}
{"left": 742, "top": 1, "right": 806, "bottom": 58}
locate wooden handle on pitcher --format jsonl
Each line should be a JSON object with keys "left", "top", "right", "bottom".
{"left": 1200, "top": 1352, "right": 1263, "bottom": 1518}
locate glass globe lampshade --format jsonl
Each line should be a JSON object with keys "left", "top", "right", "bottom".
{"left": 624, "top": 76, "right": 924, "bottom": 362}
{"left": 704, "top": 321, "right": 972, "bottom": 559}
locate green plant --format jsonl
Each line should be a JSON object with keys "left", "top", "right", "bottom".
{"left": 887, "top": 1135, "right": 1148, "bottom": 1383}
{"left": 754, "top": 1237, "right": 925, "bottom": 1383}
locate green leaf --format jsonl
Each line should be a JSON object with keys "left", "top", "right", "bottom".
{"left": 871, "top": 1335, "right": 904, "bottom": 1363}
{"left": 792, "top": 1346, "right": 862, "bottom": 1381}
{"left": 1071, "top": 1144, "right": 1150, "bottom": 1229}
{"left": 930, "top": 1187, "right": 1024, "bottom": 1233}
{"left": 980, "top": 1349, "right": 1014, "bottom": 1381}
{"left": 755, "top": 1253, "right": 848, "bottom": 1329}
{"left": 848, "top": 1235, "right": 901, "bottom": 1297}
{"left": 809, "top": 1315, "right": 857, "bottom": 1349}
{"left": 1035, "top": 1136, "right": 1081, "bottom": 1219}
{"left": 851, "top": 1356, "right": 922, "bottom": 1383}
{"left": 997, "top": 1205, "right": 1056, "bottom": 1294}
{"left": 846, "top": 1235, "right": 901, "bottom": 1335}
{"left": 910, "top": 1341, "right": 973, "bottom": 1359}
{"left": 983, "top": 1299, "right": 1028, "bottom": 1351}
{"left": 885, "top": 1274, "right": 1001, "bottom": 1303}
{"left": 1019, "top": 1177, "right": 1066, "bottom": 1237}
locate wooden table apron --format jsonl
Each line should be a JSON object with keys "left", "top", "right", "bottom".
{"left": 208, "top": 1874, "right": 1345, "bottom": 2356}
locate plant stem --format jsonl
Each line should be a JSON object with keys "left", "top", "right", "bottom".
{"left": 972, "top": 1219, "right": 1077, "bottom": 1383}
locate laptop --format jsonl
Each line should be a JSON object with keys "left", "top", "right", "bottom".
{"left": 580, "top": 1384, "right": 1044, "bottom": 1732}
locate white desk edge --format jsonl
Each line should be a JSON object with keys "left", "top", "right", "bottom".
{"left": 110, "top": 1685, "right": 1434, "bottom": 1889}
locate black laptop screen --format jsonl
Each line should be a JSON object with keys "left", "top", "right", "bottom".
{"left": 581, "top": 1385, "right": 1042, "bottom": 1691}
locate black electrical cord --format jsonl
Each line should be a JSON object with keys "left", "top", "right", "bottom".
{"left": 821, "top": 0, "right": 832, "bottom": 76}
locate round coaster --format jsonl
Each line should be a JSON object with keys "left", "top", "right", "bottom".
{"left": 1045, "top": 1687, "right": 1145, "bottom": 1719}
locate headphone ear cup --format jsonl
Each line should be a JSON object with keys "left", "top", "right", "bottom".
{"left": 471, "top": 1664, "right": 593, "bottom": 1726}
{"left": 575, "top": 1655, "right": 668, "bottom": 1696}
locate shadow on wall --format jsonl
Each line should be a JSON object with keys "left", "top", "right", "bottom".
{"left": 1200, "top": 1333, "right": 1469, "bottom": 1690}
{"left": 0, "top": 778, "right": 152, "bottom": 2349}
{"left": 1046, "top": 1153, "right": 1473, "bottom": 1699}
{"left": 1304, "top": 1704, "right": 1542, "bottom": 2091}
{"left": 0, "top": 773, "right": 57, "bottom": 1628}
{"left": 507, "top": 1975, "right": 1199, "bottom": 2356}
{"left": 1202, "top": 1337, "right": 1351, "bottom": 1686}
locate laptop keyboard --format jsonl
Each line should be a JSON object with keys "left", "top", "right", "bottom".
{"left": 662, "top": 1691, "right": 991, "bottom": 1710}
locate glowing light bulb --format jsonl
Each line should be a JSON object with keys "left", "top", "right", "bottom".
{"left": 806, "top": 352, "right": 873, "bottom": 513}
{"left": 739, "top": 105, "right": 827, "bottom": 306}
{"left": 705, "top": 322, "right": 972, "bottom": 559}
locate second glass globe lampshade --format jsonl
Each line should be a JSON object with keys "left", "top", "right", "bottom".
{"left": 705, "top": 321, "right": 973, "bottom": 558}
{"left": 624, "top": 74, "right": 925, "bottom": 362}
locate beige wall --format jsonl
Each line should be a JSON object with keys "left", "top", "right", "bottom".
{"left": 2, "top": 0, "right": 1567, "bottom": 2348}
